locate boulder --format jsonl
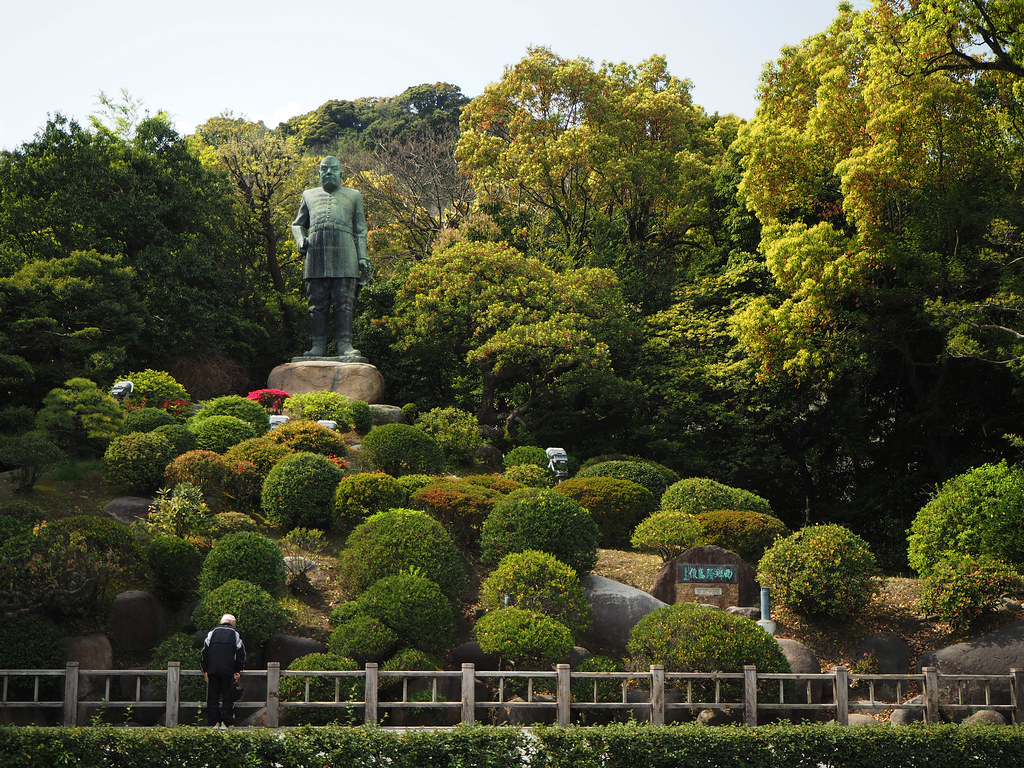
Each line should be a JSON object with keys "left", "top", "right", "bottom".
{"left": 108, "top": 591, "right": 166, "bottom": 652}
{"left": 64, "top": 634, "right": 113, "bottom": 700}
{"left": 775, "top": 638, "right": 823, "bottom": 704}
{"left": 370, "top": 404, "right": 406, "bottom": 425}
{"left": 102, "top": 497, "right": 154, "bottom": 525}
{"left": 858, "top": 632, "right": 912, "bottom": 702}
{"left": 964, "top": 709, "right": 1007, "bottom": 725}
{"left": 265, "top": 633, "right": 328, "bottom": 670}
{"left": 726, "top": 606, "right": 761, "bottom": 620}
{"left": 581, "top": 574, "right": 668, "bottom": 652}
{"left": 451, "top": 641, "right": 501, "bottom": 671}
{"left": 267, "top": 361, "right": 385, "bottom": 404}
{"left": 890, "top": 694, "right": 924, "bottom": 725}
{"left": 651, "top": 546, "right": 759, "bottom": 607}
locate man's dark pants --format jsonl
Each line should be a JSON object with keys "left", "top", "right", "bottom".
{"left": 206, "top": 673, "right": 236, "bottom": 726}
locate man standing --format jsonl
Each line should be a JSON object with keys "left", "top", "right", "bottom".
{"left": 291, "top": 155, "right": 371, "bottom": 358}
{"left": 201, "top": 613, "right": 246, "bottom": 728}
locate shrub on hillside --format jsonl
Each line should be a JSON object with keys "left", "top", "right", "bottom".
{"left": 0, "top": 614, "right": 63, "bottom": 696}
{"left": 480, "top": 488, "right": 599, "bottom": 574}
{"left": 279, "top": 653, "right": 361, "bottom": 725}
{"left": 580, "top": 455, "right": 680, "bottom": 486}
{"left": 410, "top": 479, "right": 501, "bottom": 550}
{"left": 575, "top": 460, "right": 668, "bottom": 499}
{"left": 661, "top": 478, "right": 773, "bottom": 517}
{"left": 556, "top": 476, "right": 656, "bottom": 549}
{"left": 263, "top": 420, "right": 349, "bottom": 457}
{"left": 144, "top": 483, "right": 212, "bottom": 540}
{"left": 0, "top": 499, "right": 46, "bottom": 524}
{"left": 502, "top": 445, "right": 548, "bottom": 470}
{"left": 247, "top": 388, "right": 290, "bottom": 413}
{"left": 199, "top": 531, "right": 287, "bottom": 596}
{"left": 164, "top": 450, "right": 231, "bottom": 500}
{"left": 630, "top": 511, "right": 704, "bottom": 560}
{"left": 34, "top": 377, "right": 123, "bottom": 457}
{"left": 337, "top": 509, "right": 466, "bottom": 601}
{"left": 414, "top": 407, "right": 483, "bottom": 465}
{"left": 696, "top": 509, "right": 790, "bottom": 565}
{"left": 395, "top": 473, "right": 435, "bottom": 497}
{"left": 463, "top": 474, "right": 524, "bottom": 494}
{"left": 480, "top": 550, "right": 591, "bottom": 638}
{"left": 122, "top": 407, "right": 178, "bottom": 433}
{"left": 908, "top": 461, "right": 1024, "bottom": 576}
{"left": 917, "top": 555, "right": 1022, "bottom": 634}
{"left": 191, "top": 395, "right": 270, "bottom": 436}
{"left": 357, "top": 572, "right": 456, "bottom": 654}
{"left": 103, "top": 431, "right": 178, "bottom": 494}
{"left": 261, "top": 452, "right": 346, "bottom": 531}
{"left": 187, "top": 414, "right": 255, "bottom": 453}
{"left": 344, "top": 400, "right": 374, "bottom": 434}
{"left": 192, "top": 579, "right": 287, "bottom": 647}
{"left": 284, "top": 391, "right": 350, "bottom": 423}
{"left": 334, "top": 472, "right": 406, "bottom": 531}
{"left": 503, "top": 463, "right": 552, "bottom": 487}
{"left": 152, "top": 423, "right": 197, "bottom": 456}
{"left": 474, "top": 607, "right": 573, "bottom": 669}
{"left": 328, "top": 613, "right": 400, "bottom": 663}
{"left": 118, "top": 369, "right": 190, "bottom": 412}
{"left": 146, "top": 535, "right": 202, "bottom": 604}
{"left": 223, "top": 437, "right": 293, "bottom": 481}
{"left": 0, "top": 431, "right": 66, "bottom": 492}
{"left": 757, "top": 524, "right": 879, "bottom": 620}
{"left": 571, "top": 654, "right": 626, "bottom": 703}
{"left": 149, "top": 633, "right": 205, "bottom": 702}
{"left": 360, "top": 423, "right": 445, "bottom": 476}
{"left": 222, "top": 458, "right": 263, "bottom": 514}
{"left": 209, "top": 511, "right": 260, "bottom": 537}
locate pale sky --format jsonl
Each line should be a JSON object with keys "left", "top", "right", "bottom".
{"left": 1, "top": 0, "right": 868, "bottom": 151}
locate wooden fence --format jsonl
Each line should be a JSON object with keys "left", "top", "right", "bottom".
{"left": 3, "top": 664, "right": 1024, "bottom": 727}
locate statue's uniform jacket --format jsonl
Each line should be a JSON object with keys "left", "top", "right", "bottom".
{"left": 292, "top": 186, "right": 367, "bottom": 279}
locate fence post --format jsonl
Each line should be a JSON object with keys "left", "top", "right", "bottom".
{"left": 365, "top": 663, "right": 378, "bottom": 726}
{"left": 62, "top": 662, "right": 79, "bottom": 727}
{"left": 833, "top": 666, "right": 849, "bottom": 726}
{"left": 556, "top": 664, "right": 570, "bottom": 726}
{"left": 266, "top": 663, "right": 280, "bottom": 728}
{"left": 165, "top": 662, "right": 180, "bottom": 727}
{"left": 461, "top": 663, "right": 476, "bottom": 725}
{"left": 923, "top": 667, "right": 940, "bottom": 724}
{"left": 1013, "top": 669, "right": 1024, "bottom": 725}
{"left": 650, "top": 665, "right": 665, "bottom": 725}
{"left": 743, "top": 665, "right": 758, "bottom": 726}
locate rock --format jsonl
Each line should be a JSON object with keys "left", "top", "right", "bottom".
{"left": 451, "top": 641, "right": 501, "bottom": 671}
{"left": 64, "top": 634, "right": 113, "bottom": 699}
{"left": 582, "top": 574, "right": 668, "bottom": 652}
{"left": 964, "top": 709, "right": 1007, "bottom": 725}
{"left": 108, "top": 591, "right": 167, "bottom": 652}
{"left": 775, "top": 638, "right": 823, "bottom": 704}
{"left": 267, "top": 361, "right": 385, "bottom": 404}
{"left": 265, "top": 634, "right": 328, "bottom": 670}
{"left": 563, "top": 646, "right": 590, "bottom": 667}
{"left": 651, "top": 546, "right": 759, "bottom": 608}
{"left": 844, "top": 713, "right": 881, "bottom": 726}
{"left": 370, "top": 404, "right": 406, "bottom": 424}
{"left": 726, "top": 606, "right": 761, "bottom": 620}
{"left": 103, "top": 497, "right": 154, "bottom": 525}
{"left": 697, "top": 707, "right": 740, "bottom": 726}
{"left": 890, "top": 695, "right": 924, "bottom": 725}
{"left": 858, "top": 633, "right": 912, "bottom": 702}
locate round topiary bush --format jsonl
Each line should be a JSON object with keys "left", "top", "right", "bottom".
{"left": 503, "top": 463, "right": 552, "bottom": 488}
{"left": 474, "top": 607, "right": 573, "bottom": 668}
{"left": 334, "top": 472, "right": 406, "bottom": 531}
{"left": 0, "top": 499, "right": 46, "bottom": 524}
{"left": 209, "top": 511, "right": 260, "bottom": 537}
{"left": 661, "top": 478, "right": 773, "bottom": 517}
{"left": 480, "top": 550, "right": 591, "bottom": 638}
{"left": 152, "top": 423, "right": 198, "bottom": 456}
{"left": 394, "top": 474, "right": 435, "bottom": 498}
{"left": 337, "top": 509, "right": 466, "bottom": 601}
{"left": 480, "top": 488, "right": 599, "bottom": 574}
{"left": 261, "top": 452, "right": 346, "bottom": 531}
{"left": 188, "top": 414, "right": 256, "bottom": 453}
{"left": 118, "top": 368, "right": 190, "bottom": 411}
{"left": 410, "top": 479, "right": 501, "bottom": 550}
{"left": 695, "top": 509, "right": 790, "bottom": 565}
{"left": 571, "top": 654, "right": 626, "bottom": 704}
{"left": 414, "top": 407, "right": 483, "bottom": 465}
{"left": 34, "top": 377, "right": 123, "bottom": 458}
{"left": 503, "top": 445, "right": 548, "bottom": 470}
{"left": 149, "top": 632, "right": 205, "bottom": 702}
{"left": 223, "top": 437, "right": 293, "bottom": 481}
{"left": 630, "top": 511, "right": 704, "bottom": 561}
{"left": 463, "top": 474, "right": 524, "bottom": 494}
{"left": 123, "top": 407, "right": 179, "bottom": 433}
{"left": 575, "top": 460, "right": 669, "bottom": 500}
{"left": 356, "top": 572, "right": 456, "bottom": 654}
{"left": 199, "top": 531, "right": 287, "bottom": 596}
{"left": 328, "top": 613, "right": 400, "bottom": 664}
{"left": 191, "top": 395, "right": 270, "bottom": 436}
{"left": 164, "top": 450, "right": 231, "bottom": 499}
{"left": 279, "top": 653, "right": 362, "bottom": 725}
{"left": 360, "top": 423, "right": 445, "bottom": 476}
{"left": 344, "top": 400, "right": 374, "bottom": 435}
{"left": 103, "top": 431, "right": 178, "bottom": 494}
{"left": 284, "top": 391, "right": 351, "bottom": 423}
{"left": 192, "top": 579, "right": 287, "bottom": 647}
{"left": 581, "top": 455, "right": 680, "bottom": 487}
{"left": 555, "top": 476, "right": 656, "bottom": 549}
{"left": 757, "top": 524, "right": 879, "bottom": 620}
{"left": 263, "top": 420, "right": 349, "bottom": 457}
{"left": 146, "top": 535, "right": 202, "bottom": 604}
{"left": 917, "top": 555, "right": 1022, "bottom": 634}
{"left": 908, "top": 461, "right": 1024, "bottom": 576}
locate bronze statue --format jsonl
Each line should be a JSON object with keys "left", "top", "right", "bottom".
{"left": 291, "top": 156, "right": 371, "bottom": 359}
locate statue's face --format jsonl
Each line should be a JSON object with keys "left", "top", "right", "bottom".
{"left": 319, "top": 158, "right": 341, "bottom": 191}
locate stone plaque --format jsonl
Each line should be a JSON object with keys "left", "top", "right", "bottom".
{"left": 675, "top": 562, "right": 739, "bottom": 609}
{"left": 652, "top": 546, "right": 759, "bottom": 608}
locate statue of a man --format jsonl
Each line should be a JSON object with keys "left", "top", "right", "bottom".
{"left": 291, "top": 156, "right": 371, "bottom": 358}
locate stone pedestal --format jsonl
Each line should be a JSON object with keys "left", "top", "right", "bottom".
{"left": 267, "top": 361, "right": 385, "bottom": 403}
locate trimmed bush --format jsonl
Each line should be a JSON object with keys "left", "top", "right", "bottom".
{"left": 571, "top": 654, "right": 626, "bottom": 703}
{"left": 209, "top": 511, "right": 260, "bottom": 537}
{"left": 122, "top": 407, "right": 178, "bottom": 433}
{"left": 144, "top": 483, "right": 213, "bottom": 539}
{"left": 263, "top": 420, "right": 349, "bottom": 457}
{"left": 328, "top": 614, "right": 400, "bottom": 663}
{"left": 261, "top": 452, "right": 346, "bottom": 531}
{"left": 0, "top": 613, "right": 63, "bottom": 672}
{"left": 146, "top": 535, "right": 202, "bottom": 604}
{"left": 284, "top": 391, "right": 351, "bottom": 423}
{"left": 908, "top": 461, "right": 1024, "bottom": 576}
{"left": 575, "top": 460, "right": 669, "bottom": 500}
{"left": 481, "top": 488, "right": 599, "bottom": 574}
{"left": 757, "top": 524, "right": 879, "bottom": 620}
{"left": 164, "top": 450, "right": 231, "bottom": 500}
{"left": 463, "top": 474, "right": 524, "bottom": 494}
{"left": 191, "top": 395, "right": 270, "bottom": 436}
{"left": 696, "top": 509, "right": 790, "bottom": 565}
{"left": 480, "top": 550, "right": 592, "bottom": 638}
{"left": 503, "top": 463, "right": 552, "bottom": 487}
{"left": 102, "top": 431, "right": 177, "bottom": 494}
{"left": 917, "top": 555, "right": 1022, "bottom": 634}
{"left": 149, "top": 633, "right": 205, "bottom": 702}
{"left": 337, "top": 509, "right": 466, "bottom": 601}
{"left": 556, "top": 476, "right": 656, "bottom": 549}
{"left": 474, "top": 607, "right": 573, "bottom": 668}
{"left": 344, "top": 400, "right": 374, "bottom": 435}
{"left": 279, "top": 653, "right": 361, "bottom": 725}
{"left": 224, "top": 437, "right": 293, "bottom": 480}
{"left": 414, "top": 407, "right": 483, "bottom": 465}
{"left": 334, "top": 472, "right": 406, "bottom": 531}
{"left": 581, "top": 454, "right": 680, "bottom": 487}
{"left": 192, "top": 579, "right": 287, "bottom": 647}
{"left": 0, "top": 430, "right": 65, "bottom": 492}
{"left": 410, "top": 479, "right": 501, "bottom": 550}
{"left": 152, "top": 423, "right": 198, "bottom": 456}
{"left": 630, "top": 511, "right": 704, "bottom": 560}
{"left": 661, "top": 478, "right": 773, "bottom": 517}
{"left": 328, "top": 601, "right": 364, "bottom": 628}
{"left": 357, "top": 572, "right": 456, "bottom": 654}
{"left": 360, "top": 423, "right": 445, "bottom": 476}
{"left": 0, "top": 499, "right": 46, "bottom": 524}
{"left": 199, "top": 531, "right": 287, "bottom": 596}
{"left": 503, "top": 445, "right": 548, "bottom": 470}
{"left": 247, "top": 388, "right": 290, "bottom": 413}
{"left": 395, "top": 473, "right": 435, "bottom": 497}
{"left": 34, "top": 377, "right": 123, "bottom": 457}
{"left": 187, "top": 414, "right": 255, "bottom": 453}
{"left": 118, "top": 368, "right": 190, "bottom": 411}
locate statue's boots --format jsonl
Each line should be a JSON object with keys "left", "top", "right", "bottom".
{"left": 304, "top": 311, "right": 328, "bottom": 356}
{"left": 335, "top": 304, "right": 360, "bottom": 357}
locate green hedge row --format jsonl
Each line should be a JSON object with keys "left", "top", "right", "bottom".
{"left": 3, "top": 723, "right": 1024, "bottom": 768}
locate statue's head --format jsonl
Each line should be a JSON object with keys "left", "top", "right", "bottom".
{"left": 319, "top": 156, "right": 342, "bottom": 192}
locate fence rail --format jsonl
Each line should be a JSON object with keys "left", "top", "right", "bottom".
{"left": 2, "top": 663, "right": 1023, "bottom": 728}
